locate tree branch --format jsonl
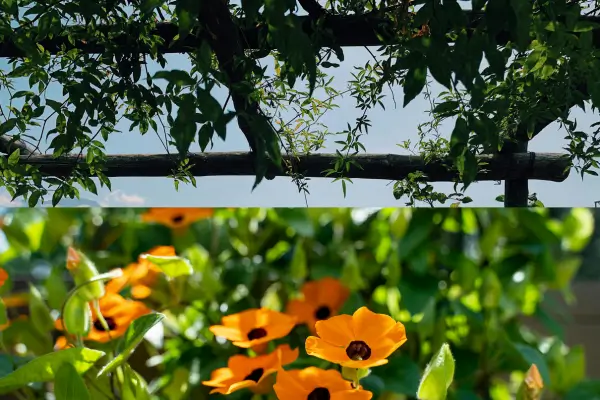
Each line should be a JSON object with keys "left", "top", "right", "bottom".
{"left": 17, "top": 151, "right": 571, "bottom": 182}
{"left": 297, "top": 0, "right": 327, "bottom": 18}
{"left": 197, "top": 0, "right": 277, "bottom": 155}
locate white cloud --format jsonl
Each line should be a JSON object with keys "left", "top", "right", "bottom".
{"left": 0, "top": 193, "right": 23, "bottom": 207}
{"left": 101, "top": 190, "right": 146, "bottom": 207}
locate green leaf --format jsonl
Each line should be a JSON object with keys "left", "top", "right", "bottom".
{"left": 121, "top": 363, "right": 151, "bottom": 400}
{"left": 403, "top": 66, "right": 427, "bottom": 107}
{"left": 152, "top": 70, "right": 196, "bottom": 87}
{"left": 450, "top": 117, "right": 468, "bottom": 158}
{"left": 573, "top": 20, "right": 600, "bottom": 32}
{"left": 290, "top": 240, "right": 307, "bottom": 280}
{"left": 0, "top": 348, "right": 105, "bottom": 394}
{"left": 377, "top": 355, "right": 421, "bottom": 395}
{"left": 97, "top": 313, "right": 165, "bottom": 377}
{"left": 140, "top": 254, "right": 193, "bottom": 278}
{"left": 565, "top": 380, "right": 600, "bottom": 400}
{"left": 433, "top": 101, "right": 460, "bottom": 115}
{"left": 28, "top": 283, "right": 55, "bottom": 333}
{"left": 485, "top": 0, "right": 510, "bottom": 36}
{"left": 54, "top": 363, "right": 91, "bottom": 400}
{"left": 417, "top": 343, "right": 455, "bottom": 400}
{"left": 561, "top": 208, "right": 594, "bottom": 252}
{"left": 513, "top": 344, "right": 551, "bottom": 386}
{"left": 509, "top": 0, "right": 532, "bottom": 50}
{"left": 196, "top": 88, "right": 223, "bottom": 123}
{"left": 8, "top": 149, "right": 20, "bottom": 166}
{"left": 0, "top": 299, "right": 7, "bottom": 326}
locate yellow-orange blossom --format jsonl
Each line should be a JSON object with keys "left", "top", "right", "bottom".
{"left": 305, "top": 306, "right": 407, "bottom": 369}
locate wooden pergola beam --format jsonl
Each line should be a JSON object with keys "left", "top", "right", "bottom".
{"left": 0, "top": 12, "right": 598, "bottom": 58}
{"left": 19, "top": 151, "right": 570, "bottom": 182}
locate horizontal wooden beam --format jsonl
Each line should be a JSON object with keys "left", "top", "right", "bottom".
{"left": 1, "top": 12, "right": 599, "bottom": 58}
{"left": 19, "top": 151, "right": 570, "bottom": 182}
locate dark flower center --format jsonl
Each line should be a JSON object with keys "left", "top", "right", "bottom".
{"left": 314, "top": 305, "right": 331, "bottom": 320}
{"left": 345, "top": 340, "right": 371, "bottom": 361}
{"left": 247, "top": 327, "right": 267, "bottom": 340}
{"left": 171, "top": 214, "right": 184, "bottom": 224}
{"left": 243, "top": 368, "right": 264, "bottom": 382}
{"left": 307, "top": 387, "right": 330, "bottom": 400}
{"left": 93, "top": 316, "right": 117, "bottom": 331}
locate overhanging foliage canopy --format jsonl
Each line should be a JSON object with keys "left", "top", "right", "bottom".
{"left": 0, "top": 0, "right": 599, "bottom": 206}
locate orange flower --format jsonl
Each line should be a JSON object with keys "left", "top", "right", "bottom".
{"left": 141, "top": 208, "right": 214, "bottom": 229}
{"left": 55, "top": 292, "right": 150, "bottom": 348}
{"left": 286, "top": 277, "right": 349, "bottom": 333}
{"left": 0, "top": 292, "right": 28, "bottom": 308}
{"left": 106, "top": 246, "right": 174, "bottom": 299}
{"left": 0, "top": 268, "right": 8, "bottom": 288}
{"left": 274, "top": 367, "right": 373, "bottom": 400}
{"left": 305, "top": 307, "right": 407, "bottom": 369}
{"left": 203, "top": 344, "right": 298, "bottom": 395}
{"left": 209, "top": 308, "right": 297, "bottom": 349}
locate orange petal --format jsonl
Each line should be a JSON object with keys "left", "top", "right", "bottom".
{"left": 316, "top": 277, "right": 350, "bottom": 310}
{"left": 209, "top": 325, "right": 245, "bottom": 342}
{"left": 209, "top": 380, "right": 256, "bottom": 395}
{"left": 314, "top": 314, "right": 354, "bottom": 346}
{"left": 305, "top": 336, "right": 348, "bottom": 364}
{"left": 131, "top": 285, "right": 152, "bottom": 299}
{"left": 203, "top": 367, "right": 236, "bottom": 386}
{"left": 54, "top": 336, "right": 71, "bottom": 350}
{"left": 273, "top": 369, "right": 311, "bottom": 400}
{"left": 105, "top": 272, "right": 128, "bottom": 294}
{"left": 352, "top": 307, "right": 401, "bottom": 343}
{"left": 286, "top": 299, "right": 315, "bottom": 326}
{"left": 276, "top": 344, "right": 299, "bottom": 365}
{"left": 331, "top": 390, "right": 373, "bottom": 400}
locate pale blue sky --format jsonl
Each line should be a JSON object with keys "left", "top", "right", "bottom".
{"left": 1, "top": 25, "right": 599, "bottom": 207}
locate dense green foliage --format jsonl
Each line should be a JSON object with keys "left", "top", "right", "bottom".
{"left": 0, "top": 1, "right": 599, "bottom": 205}
{"left": 0, "top": 207, "right": 597, "bottom": 399}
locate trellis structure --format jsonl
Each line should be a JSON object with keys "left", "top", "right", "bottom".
{"left": 0, "top": 11, "right": 596, "bottom": 207}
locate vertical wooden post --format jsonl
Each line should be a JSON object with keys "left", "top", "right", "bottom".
{"left": 503, "top": 139, "right": 529, "bottom": 207}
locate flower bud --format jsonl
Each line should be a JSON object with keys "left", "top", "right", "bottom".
{"left": 63, "top": 294, "right": 91, "bottom": 337}
{"left": 66, "top": 247, "right": 105, "bottom": 302}
{"left": 516, "top": 364, "right": 543, "bottom": 400}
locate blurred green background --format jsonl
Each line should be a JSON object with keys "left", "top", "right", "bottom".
{"left": 0, "top": 208, "right": 598, "bottom": 400}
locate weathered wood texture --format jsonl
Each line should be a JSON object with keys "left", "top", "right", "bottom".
{"left": 16, "top": 151, "right": 571, "bottom": 182}
{"left": 1, "top": 13, "right": 599, "bottom": 58}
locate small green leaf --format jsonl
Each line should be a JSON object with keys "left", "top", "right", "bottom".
{"left": 0, "top": 299, "right": 7, "bottom": 326}
{"left": 513, "top": 344, "right": 551, "bottom": 386}
{"left": 121, "top": 363, "right": 151, "bottom": 400}
{"left": 0, "top": 348, "right": 105, "bottom": 394}
{"left": 54, "top": 363, "right": 91, "bottom": 400}
{"left": 433, "top": 101, "right": 460, "bottom": 115}
{"left": 403, "top": 66, "right": 427, "bottom": 107}
{"left": 290, "top": 240, "right": 307, "bottom": 280}
{"left": 152, "top": 70, "right": 196, "bottom": 87}
{"left": 140, "top": 254, "right": 193, "bottom": 277}
{"left": 573, "top": 20, "right": 600, "bottom": 32}
{"left": 417, "top": 343, "right": 455, "bottom": 400}
{"left": 8, "top": 149, "right": 20, "bottom": 166}
{"left": 196, "top": 88, "right": 223, "bottom": 123}
{"left": 28, "top": 283, "right": 55, "bottom": 333}
{"left": 97, "top": 313, "right": 165, "bottom": 377}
